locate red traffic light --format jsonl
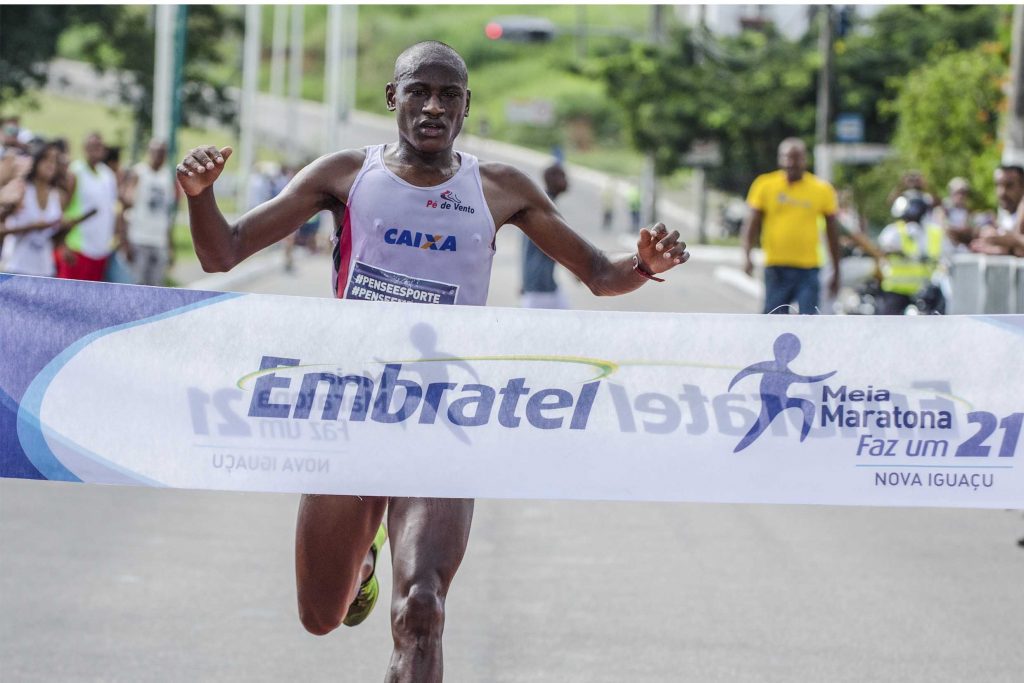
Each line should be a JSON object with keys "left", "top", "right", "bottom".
{"left": 485, "top": 22, "right": 504, "bottom": 40}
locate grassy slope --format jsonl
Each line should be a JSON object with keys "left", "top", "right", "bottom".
{"left": 261, "top": 4, "right": 651, "bottom": 168}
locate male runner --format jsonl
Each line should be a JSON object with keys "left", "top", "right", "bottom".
{"left": 178, "top": 41, "right": 689, "bottom": 682}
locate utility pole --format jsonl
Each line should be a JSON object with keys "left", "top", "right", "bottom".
{"left": 152, "top": 5, "right": 175, "bottom": 144}
{"left": 641, "top": 5, "right": 665, "bottom": 229}
{"left": 270, "top": 5, "right": 288, "bottom": 100}
{"left": 341, "top": 5, "right": 358, "bottom": 123}
{"left": 168, "top": 6, "right": 187, "bottom": 173}
{"left": 694, "top": 5, "right": 709, "bottom": 245}
{"left": 1004, "top": 4, "right": 1024, "bottom": 165}
{"left": 324, "top": 5, "right": 343, "bottom": 152}
{"left": 287, "top": 4, "right": 304, "bottom": 165}
{"left": 237, "top": 5, "right": 261, "bottom": 213}
{"left": 814, "top": 5, "right": 833, "bottom": 182}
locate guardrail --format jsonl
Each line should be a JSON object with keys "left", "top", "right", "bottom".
{"left": 948, "top": 254, "right": 1024, "bottom": 314}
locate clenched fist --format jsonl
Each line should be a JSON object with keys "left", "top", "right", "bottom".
{"left": 176, "top": 145, "right": 233, "bottom": 197}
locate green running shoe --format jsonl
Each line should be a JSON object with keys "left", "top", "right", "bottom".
{"left": 343, "top": 523, "right": 388, "bottom": 627}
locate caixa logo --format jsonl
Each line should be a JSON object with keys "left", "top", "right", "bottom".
{"left": 384, "top": 228, "right": 457, "bottom": 252}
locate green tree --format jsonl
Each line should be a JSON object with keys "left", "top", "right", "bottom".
{"left": 0, "top": 6, "right": 105, "bottom": 104}
{"left": 834, "top": 4, "right": 1003, "bottom": 143}
{"left": 888, "top": 43, "right": 1006, "bottom": 209}
{"left": 67, "top": 6, "right": 242, "bottom": 148}
{"left": 598, "top": 26, "right": 819, "bottom": 193}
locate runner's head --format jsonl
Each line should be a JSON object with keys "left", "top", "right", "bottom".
{"left": 386, "top": 42, "right": 471, "bottom": 153}
{"left": 777, "top": 138, "right": 807, "bottom": 182}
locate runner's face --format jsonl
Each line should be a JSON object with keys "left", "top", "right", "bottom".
{"left": 388, "top": 63, "right": 470, "bottom": 154}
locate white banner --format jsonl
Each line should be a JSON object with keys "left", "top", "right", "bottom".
{"left": 2, "top": 275, "right": 1022, "bottom": 508}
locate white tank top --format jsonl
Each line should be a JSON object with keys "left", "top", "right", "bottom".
{"left": 127, "top": 162, "right": 174, "bottom": 248}
{"left": 2, "top": 184, "right": 61, "bottom": 276}
{"left": 333, "top": 144, "right": 496, "bottom": 306}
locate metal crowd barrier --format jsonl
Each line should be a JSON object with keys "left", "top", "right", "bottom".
{"left": 947, "top": 254, "right": 1024, "bottom": 314}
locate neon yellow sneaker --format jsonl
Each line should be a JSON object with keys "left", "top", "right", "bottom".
{"left": 343, "top": 523, "right": 388, "bottom": 627}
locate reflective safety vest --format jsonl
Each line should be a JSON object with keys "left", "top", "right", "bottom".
{"left": 881, "top": 221, "right": 944, "bottom": 295}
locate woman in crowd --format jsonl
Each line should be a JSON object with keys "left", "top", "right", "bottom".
{"left": 0, "top": 141, "right": 71, "bottom": 276}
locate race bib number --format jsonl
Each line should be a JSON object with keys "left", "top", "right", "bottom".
{"left": 345, "top": 261, "right": 458, "bottom": 305}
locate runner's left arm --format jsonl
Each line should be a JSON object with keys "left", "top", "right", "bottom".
{"left": 482, "top": 163, "right": 689, "bottom": 296}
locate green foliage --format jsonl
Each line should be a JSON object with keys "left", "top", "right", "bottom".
{"left": 250, "top": 4, "right": 646, "bottom": 153}
{"left": 57, "top": 6, "right": 243, "bottom": 148}
{"left": 834, "top": 4, "right": 1003, "bottom": 143}
{"left": 835, "top": 157, "right": 906, "bottom": 232}
{"left": 599, "top": 33, "right": 706, "bottom": 171}
{"left": 598, "top": 26, "right": 818, "bottom": 193}
{"left": 889, "top": 44, "right": 1006, "bottom": 210}
{"left": 0, "top": 6, "right": 105, "bottom": 105}
{"left": 554, "top": 90, "right": 623, "bottom": 142}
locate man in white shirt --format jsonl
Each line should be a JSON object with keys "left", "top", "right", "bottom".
{"left": 57, "top": 133, "right": 118, "bottom": 281}
{"left": 123, "top": 139, "right": 176, "bottom": 285}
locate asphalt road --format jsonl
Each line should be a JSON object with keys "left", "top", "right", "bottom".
{"left": 3, "top": 110, "right": 1023, "bottom": 682}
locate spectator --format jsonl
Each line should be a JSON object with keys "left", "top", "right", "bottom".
{"left": 122, "top": 138, "right": 176, "bottom": 286}
{"left": 0, "top": 116, "right": 28, "bottom": 158}
{"left": 601, "top": 180, "right": 615, "bottom": 231}
{"left": 876, "top": 191, "right": 948, "bottom": 314}
{"left": 288, "top": 160, "right": 326, "bottom": 255}
{"left": 820, "top": 189, "right": 885, "bottom": 314}
{"left": 886, "top": 169, "right": 935, "bottom": 210}
{"left": 57, "top": 132, "right": 118, "bottom": 281}
{"left": 246, "top": 161, "right": 277, "bottom": 211}
{"left": 971, "top": 165, "right": 1024, "bottom": 256}
{"left": 0, "top": 142, "right": 68, "bottom": 277}
{"left": 993, "top": 165, "right": 1024, "bottom": 233}
{"left": 935, "top": 177, "right": 976, "bottom": 250}
{"left": 104, "top": 145, "right": 125, "bottom": 186}
{"left": 627, "top": 184, "right": 641, "bottom": 232}
{"left": 742, "top": 137, "right": 842, "bottom": 314}
{"left": 521, "top": 163, "right": 571, "bottom": 309}
{"left": 50, "top": 138, "right": 75, "bottom": 208}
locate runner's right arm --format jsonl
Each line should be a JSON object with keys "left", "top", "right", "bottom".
{"left": 178, "top": 146, "right": 363, "bottom": 272}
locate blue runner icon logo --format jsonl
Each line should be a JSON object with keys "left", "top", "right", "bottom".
{"left": 729, "top": 333, "right": 837, "bottom": 452}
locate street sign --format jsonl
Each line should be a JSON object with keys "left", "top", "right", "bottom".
{"left": 830, "top": 143, "right": 892, "bottom": 164}
{"left": 835, "top": 113, "right": 865, "bottom": 143}
{"left": 680, "top": 140, "right": 722, "bottom": 167}
{"left": 505, "top": 99, "right": 555, "bottom": 126}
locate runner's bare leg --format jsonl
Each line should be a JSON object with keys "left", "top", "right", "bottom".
{"left": 385, "top": 497, "right": 474, "bottom": 683}
{"left": 295, "top": 493, "right": 388, "bottom": 635}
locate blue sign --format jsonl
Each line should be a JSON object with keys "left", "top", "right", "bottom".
{"left": 836, "top": 113, "right": 865, "bottom": 143}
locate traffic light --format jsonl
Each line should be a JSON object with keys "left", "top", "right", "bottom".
{"left": 484, "top": 16, "right": 556, "bottom": 43}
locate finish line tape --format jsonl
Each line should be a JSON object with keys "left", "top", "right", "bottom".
{"left": 1, "top": 274, "right": 1021, "bottom": 508}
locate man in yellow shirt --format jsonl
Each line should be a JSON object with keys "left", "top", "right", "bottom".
{"left": 742, "top": 138, "right": 842, "bottom": 314}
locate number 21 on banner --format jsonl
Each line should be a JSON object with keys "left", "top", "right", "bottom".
{"left": 955, "top": 412, "right": 1022, "bottom": 458}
